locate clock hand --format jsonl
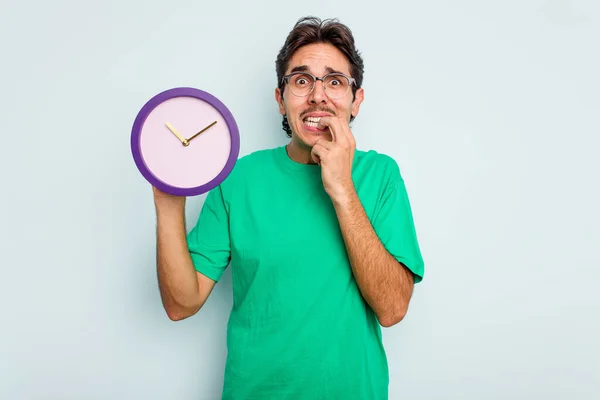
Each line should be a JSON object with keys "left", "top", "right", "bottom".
{"left": 186, "top": 121, "right": 217, "bottom": 143}
{"left": 165, "top": 122, "right": 189, "bottom": 146}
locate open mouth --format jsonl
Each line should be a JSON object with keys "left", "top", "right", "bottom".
{"left": 302, "top": 116, "right": 329, "bottom": 132}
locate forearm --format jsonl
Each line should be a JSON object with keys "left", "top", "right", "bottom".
{"left": 156, "top": 207, "right": 202, "bottom": 320}
{"left": 332, "top": 189, "right": 414, "bottom": 327}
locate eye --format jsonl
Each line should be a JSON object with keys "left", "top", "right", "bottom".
{"left": 294, "top": 76, "right": 311, "bottom": 86}
{"left": 325, "top": 74, "right": 346, "bottom": 87}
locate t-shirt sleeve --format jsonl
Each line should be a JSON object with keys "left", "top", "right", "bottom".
{"left": 371, "top": 160, "right": 425, "bottom": 283}
{"left": 186, "top": 185, "right": 231, "bottom": 282}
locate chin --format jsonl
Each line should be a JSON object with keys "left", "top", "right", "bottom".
{"left": 300, "top": 127, "right": 332, "bottom": 142}
{"left": 296, "top": 134, "right": 327, "bottom": 149}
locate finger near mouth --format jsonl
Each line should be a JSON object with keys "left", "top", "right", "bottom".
{"left": 303, "top": 120, "right": 328, "bottom": 132}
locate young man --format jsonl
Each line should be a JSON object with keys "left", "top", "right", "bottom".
{"left": 153, "top": 16, "right": 425, "bottom": 400}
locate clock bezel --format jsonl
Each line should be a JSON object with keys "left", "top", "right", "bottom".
{"left": 131, "top": 87, "right": 240, "bottom": 196}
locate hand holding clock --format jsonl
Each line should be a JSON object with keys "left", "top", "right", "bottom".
{"left": 153, "top": 185, "right": 186, "bottom": 211}
{"left": 131, "top": 87, "right": 240, "bottom": 323}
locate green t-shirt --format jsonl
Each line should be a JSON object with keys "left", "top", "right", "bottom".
{"left": 187, "top": 145, "right": 424, "bottom": 400}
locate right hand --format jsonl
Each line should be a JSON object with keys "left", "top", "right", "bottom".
{"left": 152, "top": 186, "right": 186, "bottom": 212}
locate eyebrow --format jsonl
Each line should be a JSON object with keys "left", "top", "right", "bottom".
{"left": 289, "top": 65, "right": 346, "bottom": 75}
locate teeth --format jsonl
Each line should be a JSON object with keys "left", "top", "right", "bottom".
{"left": 304, "top": 117, "right": 321, "bottom": 123}
{"left": 303, "top": 116, "right": 326, "bottom": 129}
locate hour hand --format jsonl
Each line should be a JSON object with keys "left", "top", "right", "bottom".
{"left": 165, "top": 122, "right": 189, "bottom": 146}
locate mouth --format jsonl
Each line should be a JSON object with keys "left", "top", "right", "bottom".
{"left": 303, "top": 116, "right": 324, "bottom": 130}
{"left": 301, "top": 114, "right": 332, "bottom": 132}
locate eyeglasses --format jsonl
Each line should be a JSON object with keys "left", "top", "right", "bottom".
{"left": 282, "top": 72, "right": 356, "bottom": 99}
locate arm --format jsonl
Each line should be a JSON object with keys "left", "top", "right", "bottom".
{"left": 311, "top": 116, "right": 423, "bottom": 327}
{"left": 154, "top": 187, "right": 215, "bottom": 321}
{"left": 332, "top": 190, "right": 414, "bottom": 327}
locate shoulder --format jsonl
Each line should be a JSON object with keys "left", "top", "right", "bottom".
{"left": 236, "top": 146, "right": 278, "bottom": 172}
{"left": 218, "top": 146, "right": 279, "bottom": 192}
{"left": 353, "top": 148, "right": 403, "bottom": 183}
{"left": 233, "top": 147, "right": 277, "bottom": 170}
{"left": 242, "top": 147, "right": 279, "bottom": 162}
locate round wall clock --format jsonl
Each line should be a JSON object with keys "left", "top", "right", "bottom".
{"left": 131, "top": 87, "right": 240, "bottom": 196}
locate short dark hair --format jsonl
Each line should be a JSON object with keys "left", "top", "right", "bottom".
{"left": 275, "top": 16, "right": 365, "bottom": 137}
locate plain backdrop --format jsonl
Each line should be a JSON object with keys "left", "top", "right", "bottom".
{"left": 1, "top": 0, "right": 599, "bottom": 399}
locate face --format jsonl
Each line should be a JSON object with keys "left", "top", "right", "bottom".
{"left": 275, "top": 42, "right": 364, "bottom": 154}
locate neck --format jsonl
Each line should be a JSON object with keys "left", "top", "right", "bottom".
{"left": 285, "top": 139, "right": 317, "bottom": 165}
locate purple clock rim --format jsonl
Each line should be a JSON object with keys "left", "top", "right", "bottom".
{"left": 130, "top": 87, "right": 240, "bottom": 197}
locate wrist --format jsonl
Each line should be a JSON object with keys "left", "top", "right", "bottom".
{"left": 330, "top": 183, "right": 357, "bottom": 208}
{"left": 155, "top": 200, "right": 186, "bottom": 220}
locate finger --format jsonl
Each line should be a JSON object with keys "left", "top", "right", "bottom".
{"left": 315, "top": 138, "right": 334, "bottom": 150}
{"left": 311, "top": 143, "right": 328, "bottom": 165}
{"left": 317, "top": 117, "right": 337, "bottom": 141}
{"left": 311, "top": 153, "right": 321, "bottom": 165}
{"left": 338, "top": 123, "right": 355, "bottom": 148}
{"left": 317, "top": 117, "right": 330, "bottom": 131}
{"left": 335, "top": 118, "right": 354, "bottom": 146}
{"left": 311, "top": 143, "right": 327, "bottom": 158}
{"left": 320, "top": 117, "right": 351, "bottom": 146}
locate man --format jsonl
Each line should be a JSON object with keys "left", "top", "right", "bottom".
{"left": 153, "top": 16, "right": 425, "bottom": 400}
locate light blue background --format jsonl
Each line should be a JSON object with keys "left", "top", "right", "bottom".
{"left": 2, "top": 0, "right": 599, "bottom": 399}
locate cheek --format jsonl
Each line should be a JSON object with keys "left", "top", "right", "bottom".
{"left": 285, "top": 100, "right": 304, "bottom": 119}
{"left": 332, "top": 102, "right": 351, "bottom": 118}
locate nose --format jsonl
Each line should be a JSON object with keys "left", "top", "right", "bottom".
{"left": 308, "top": 79, "right": 327, "bottom": 104}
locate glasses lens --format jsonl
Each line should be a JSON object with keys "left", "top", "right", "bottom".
{"left": 288, "top": 73, "right": 315, "bottom": 97}
{"left": 285, "top": 73, "right": 352, "bottom": 98}
{"left": 323, "top": 74, "right": 350, "bottom": 98}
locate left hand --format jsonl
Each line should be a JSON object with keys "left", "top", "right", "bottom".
{"left": 310, "top": 116, "right": 357, "bottom": 203}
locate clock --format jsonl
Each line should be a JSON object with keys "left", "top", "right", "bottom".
{"left": 130, "top": 87, "right": 240, "bottom": 196}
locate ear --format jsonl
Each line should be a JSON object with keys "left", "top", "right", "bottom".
{"left": 351, "top": 87, "right": 364, "bottom": 118}
{"left": 275, "top": 87, "right": 286, "bottom": 116}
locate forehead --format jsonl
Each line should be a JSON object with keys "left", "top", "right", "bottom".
{"left": 286, "top": 43, "right": 351, "bottom": 76}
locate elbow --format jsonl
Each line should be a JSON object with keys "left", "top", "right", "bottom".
{"left": 378, "top": 306, "right": 408, "bottom": 328}
{"left": 166, "top": 310, "right": 192, "bottom": 321}
{"left": 378, "top": 313, "right": 404, "bottom": 328}
{"left": 165, "top": 302, "right": 202, "bottom": 322}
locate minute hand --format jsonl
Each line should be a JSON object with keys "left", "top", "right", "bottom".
{"left": 187, "top": 121, "right": 217, "bottom": 142}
